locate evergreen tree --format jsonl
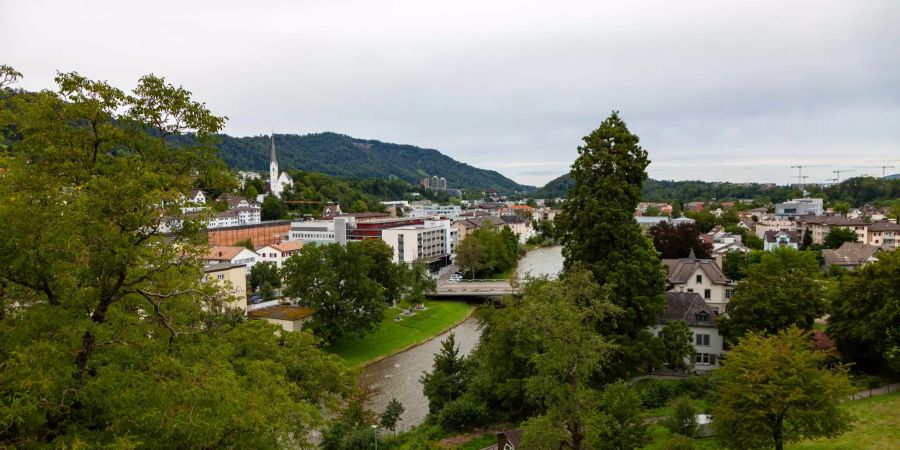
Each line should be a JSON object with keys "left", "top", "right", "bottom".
{"left": 823, "top": 227, "right": 858, "bottom": 249}
{"left": 801, "top": 228, "right": 813, "bottom": 249}
{"left": 261, "top": 194, "right": 287, "bottom": 220}
{"left": 557, "top": 111, "right": 666, "bottom": 379}
{"left": 380, "top": 398, "right": 405, "bottom": 432}
{"left": 421, "top": 333, "right": 470, "bottom": 415}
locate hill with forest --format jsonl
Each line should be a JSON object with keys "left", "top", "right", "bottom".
{"left": 534, "top": 173, "right": 900, "bottom": 206}
{"left": 215, "top": 132, "right": 530, "bottom": 192}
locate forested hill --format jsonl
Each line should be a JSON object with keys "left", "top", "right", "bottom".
{"left": 534, "top": 173, "right": 900, "bottom": 205}
{"left": 215, "top": 132, "right": 530, "bottom": 192}
{"left": 535, "top": 173, "right": 801, "bottom": 202}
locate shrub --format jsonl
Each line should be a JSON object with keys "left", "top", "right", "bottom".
{"left": 436, "top": 395, "right": 489, "bottom": 432}
{"left": 664, "top": 397, "right": 698, "bottom": 438}
{"left": 636, "top": 379, "right": 676, "bottom": 409}
{"left": 675, "top": 376, "right": 708, "bottom": 398}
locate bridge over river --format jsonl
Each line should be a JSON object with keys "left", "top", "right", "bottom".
{"left": 430, "top": 279, "right": 517, "bottom": 298}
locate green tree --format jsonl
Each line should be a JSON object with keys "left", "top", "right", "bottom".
{"left": 831, "top": 200, "right": 851, "bottom": 215}
{"left": 261, "top": 194, "right": 287, "bottom": 220}
{"left": 655, "top": 321, "right": 695, "bottom": 371}
{"left": 596, "top": 381, "right": 651, "bottom": 450}
{"left": 282, "top": 243, "right": 388, "bottom": 344}
{"left": 718, "top": 249, "right": 826, "bottom": 343}
{"left": 644, "top": 205, "right": 662, "bottom": 216}
{"left": 556, "top": 111, "right": 666, "bottom": 380}
{"left": 380, "top": 398, "right": 405, "bottom": 432}
{"left": 801, "top": 228, "right": 814, "bottom": 249}
{"left": 245, "top": 184, "right": 259, "bottom": 199}
{"left": 721, "top": 250, "right": 764, "bottom": 281}
{"left": 665, "top": 397, "right": 698, "bottom": 438}
{"left": 823, "top": 227, "right": 858, "bottom": 249}
{"left": 513, "top": 270, "right": 622, "bottom": 450}
{"left": 421, "top": 333, "right": 470, "bottom": 415}
{"left": 828, "top": 249, "right": 900, "bottom": 370}
{"left": 744, "top": 233, "right": 764, "bottom": 250}
{"left": 716, "top": 209, "right": 740, "bottom": 227}
{"left": 402, "top": 260, "right": 437, "bottom": 305}
{"left": 455, "top": 234, "right": 489, "bottom": 279}
{"left": 0, "top": 69, "right": 350, "bottom": 447}
{"left": 526, "top": 198, "right": 538, "bottom": 208}
{"left": 250, "top": 261, "right": 281, "bottom": 290}
{"left": 713, "top": 328, "right": 853, "bottom": 450}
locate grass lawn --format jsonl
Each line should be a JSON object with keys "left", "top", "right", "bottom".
{"left": 326, "top": 300, "right": 474, "bottom": 368}
{"left": 455, "top": 434, "right": 496, "bottom": 449}
{"left": 643, "top": 390, "right": 900, "bottom": 449}
{"left": 790, "top": 390, "right": 900, "bottom": 449}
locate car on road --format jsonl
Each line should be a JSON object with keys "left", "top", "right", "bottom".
{"left": 449, "top": 274, "right": 462, "bottom": 282}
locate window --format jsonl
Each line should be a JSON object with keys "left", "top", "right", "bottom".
{"left": 725, "top": 289, "right": 734, "bottom": 299}
{"left": 687, "top": 288, "right": 694, "bottom": 293}
{"left": 695, "top": 333, "right": 710, "bottom": 346}
{"left": 696, "top": 274, "right": 702, "bottom": 284}
{"left": 217, "top": 274, "right": 225, "bottom": 281}
{"left": 695, "top": 353, "right": 717, "bottom": 365}
{"left": 704, "top": 289, "right": 711, "bottom": 299}
{"left": 696, "top": 312, "right": 710, "bottom": 323}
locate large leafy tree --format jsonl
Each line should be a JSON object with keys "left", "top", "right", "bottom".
{"left": 823, "top": 227, "right": 858, "bottom": 249}
{"left": 713, "top": 328, "right": 853, "bottom": 450}
{"left": 828, "top": 249, "right": 900, "bottom": 370}
{"left": 0, "top": 68, "right": 349, "bottom": 447}
{"left": 557, "top": 111, "right": 666, "bottom": 379}
{"left": 718, "top": 248, "right": 826, "bottom": 343}
{"left": 282, "top": 242, "right": 389, "bottom": 343}
{"left": 648, "top": 221, "right": 712, "bottom": 259}
{"left": 654, "top": 321, "right": 695, "bottom": 371}
{"left": 250, "top": 261, "right": 281, "bottom": 290}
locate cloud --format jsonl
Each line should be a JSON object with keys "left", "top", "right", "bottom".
{"left": 3, "top": 0, "right": 898, "bottom": 186}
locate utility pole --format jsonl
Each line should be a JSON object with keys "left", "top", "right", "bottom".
{"left": 832, "top": 169, "right": 856, "bottom": 183}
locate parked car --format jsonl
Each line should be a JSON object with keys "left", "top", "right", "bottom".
{"left": 449, "top": 274, "right": 462, "bottom": 282}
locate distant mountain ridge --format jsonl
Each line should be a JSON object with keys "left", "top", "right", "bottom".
{"left": 215, "top": 132, "right": 530, "bottom": 192}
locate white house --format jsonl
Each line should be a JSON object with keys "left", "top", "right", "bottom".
{"left": 199, "top": 245, "right": 260, "bottom": 273}
{"left": 663, "top": 252, "right": 736, "bottom": 316}
{"left": 255, "top": 241, "right": 304, "bottom": 268}
{"left": 186, "top": 189, "right": 206, "bottom": 205}
{"left": 501, "top": 215, "right": 535, "bottom": 244}
{"left": 763, "top": 230, "right": 801, "bottom": 251}
{"left": 651, "top": 292, "right": 724, "bottom": 371}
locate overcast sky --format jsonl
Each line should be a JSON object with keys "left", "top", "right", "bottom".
{"left": 3, "top": 0, "right": 900, "bottom": 186}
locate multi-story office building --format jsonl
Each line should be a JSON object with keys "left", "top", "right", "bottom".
{"left": 774, "top": 198, "right": 824, "bottom": 219}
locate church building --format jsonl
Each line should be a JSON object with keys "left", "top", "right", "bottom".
{"left": 269, "top": 134, "right": 292, "bottom": 198}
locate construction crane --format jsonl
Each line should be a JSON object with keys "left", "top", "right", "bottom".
{"left": 855, "top": 165, "right": 896, "bottom": 178}
{"left": 832, "top": 169, "right": 856, "bottom": 183}
{"left": 790, "top": 164, "right": 829, "bottom": 193}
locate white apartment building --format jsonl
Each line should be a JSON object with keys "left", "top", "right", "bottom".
{"left": 255, "top": 241, "right": 304, "bottom": 268}
{"left": 199, "top": 246, "right": 260, "bottom": 274}
{"left": 409, "top": 204, "right": 462, "bottom": 219}
{"left": 381, "top": 219, "right": 454, "bottom": 264}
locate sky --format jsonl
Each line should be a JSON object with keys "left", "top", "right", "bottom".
{"left": 3, "top": 0, "right": 900, "bottom": 187}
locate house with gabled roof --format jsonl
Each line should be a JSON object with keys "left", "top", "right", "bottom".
{"left": 821, "top": 242, "right": 881, "bottom": 270}
{"left": 199, "top": 245, "right": 259, "bottom": 273}
{"left": 256, "top": 241, "right": 304, "bottom": 268}
{"left": 663, "top": 250, "right": 736, "bottom": 316}
{"left": 651, "top": 291, "right": 724, "bottom": 371}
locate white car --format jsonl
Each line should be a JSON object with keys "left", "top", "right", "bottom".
{"left": 448, "top": 274, "right": 462, "bottom": 282}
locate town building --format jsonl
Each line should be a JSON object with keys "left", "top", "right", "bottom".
{"left": 651, "top": 291, "right": 723, "bottom": 371}
{"left": 255, "top": 241, "right": 304, "bottom": 268}
{"left": 381, "top": 219, "right": 456, "bottom": 271}
{"left": 663, "top": 252, "right": 736, "bottom": 316}
{"left": 199, "top": 245, "right": 260, "bottom": 273}
{"left": 763, "top": 230, "right": 801, "bottom": 251}
{"left": 501, "top": 215, "right": 535, "bottom": 244}
{"left": 409, "top": 204, "right": 462, "bottom": 219}
{"left": 754, "top": 218, "right": 797, "bottom": 239}
{"left": 865, "top": 219, "right": 900, "bottom": 249}
{"left": 186, "top": 189, "right": 206, "bottom": 204}
{"left": 207, "top": 220, "right": 292, "bottom": 248}
{"left": 774, "top": 197, "right": 824, "bottom": 220}
{"left": 248, "top": 305, "right": 314, "bottom": 332}
{"left": 321, "top": 204, "right": 342, "bottom": 218}
{"left": 797, "top": 216, "right": 869, "bottom": 245}
{"left": 201, "top": 263, "right": 248, "bottom": 313}
{"left": 821, "top": 242, "right": 881, "bottom": 270}
{"left": 635, "top": 216, "right": 696, "bottom": 228}
{"left": 290, "top": 219, "right": 342, "bottom": 245}
{"left": 268, "top": 134, "right": 293, "bottom": 198}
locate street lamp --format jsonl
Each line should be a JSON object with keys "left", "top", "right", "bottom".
{"left": 371, "top": 424, "right": 378, "bottom": 450}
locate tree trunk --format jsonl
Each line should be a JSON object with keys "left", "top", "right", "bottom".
{"left": 774, "top": 414, "right": 784, "bottom": 450}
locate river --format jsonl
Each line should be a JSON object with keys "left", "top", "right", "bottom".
{"left": 360, "top": 246, "right": 564, "bottom": 430}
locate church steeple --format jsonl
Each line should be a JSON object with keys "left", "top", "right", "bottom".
{"left": 270, "top": 133, "right": 277, "bottom": 165}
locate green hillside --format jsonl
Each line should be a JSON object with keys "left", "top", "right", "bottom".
{"left": 215, "top": 132, "right": 529, "bottom": 192}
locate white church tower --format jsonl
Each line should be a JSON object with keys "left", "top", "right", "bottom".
{"left": 269, "top": 133, "right": 292, "bottom": 198}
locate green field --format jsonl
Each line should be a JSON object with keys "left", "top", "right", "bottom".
{"left": 643, "top": 390, "right": 900, "bottom": 449}
{"left": 791, "top": 390, "right": 900, "bottom": 449}
{"left": 326, "top": 300, "right": 474, "bottom": 368}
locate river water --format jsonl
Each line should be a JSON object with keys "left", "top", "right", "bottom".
{"left": 360, "top": 246, "right": 564, "bottom": 430}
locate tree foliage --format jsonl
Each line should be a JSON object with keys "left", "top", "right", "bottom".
{"left": 823, "top": 227, "right": 859, "bottom": 249}
{"left": 713, "top": 328, "right": 853, "bottom": 450}
{"left": 250, "top": 261, "right": 281, "bottom": 290}
{"left": 654, "top": 321, "right": 695, "bottom": 371}
{"left": 557, "top": 111, "right": 666, "bottom": 380}
{"left": 380, "top": 398, "right": 405, "bottom": 432}
{"left": 421, "top": 333, "right": 471, "bottom": 415}
{"left": 718, "top": 249, "right": 826, "bottom": 343}
{"left": 0, "top": 68, "right": 350, "bottom": 447}
{"left": 828, "top": 249, "right": 900, "bottom": 370}
{"left": 649, "top": 221, "right": 712, "bottom": 259}
{"left": 282, "top": 241, "right": 394, "bottom": 344}
{"left": 665, "top": 397, "right": 698, "bottom": 438}
{"left": 261, "top": 194, "right": 288, "bottom": 220}
{"left": 454, "top": 226, "right": 518, "bottom": 278}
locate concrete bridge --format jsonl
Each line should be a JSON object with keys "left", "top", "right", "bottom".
{"left": 429, "top": 280, "right": 518, "bottom": 298}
